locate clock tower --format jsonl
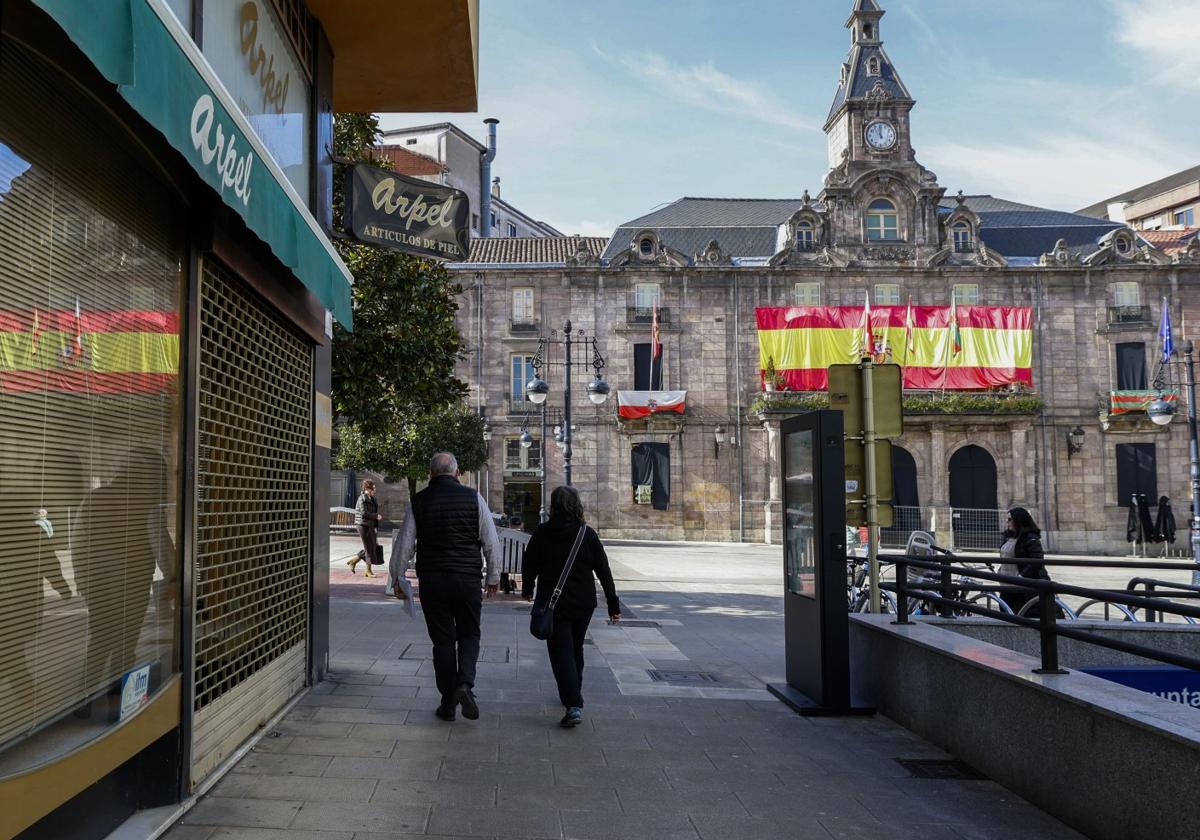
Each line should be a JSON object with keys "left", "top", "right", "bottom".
{"left": 820, "top": 0, "right": 946, "bottom": 261}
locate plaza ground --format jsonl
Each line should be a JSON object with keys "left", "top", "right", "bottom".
{"left": 162, "top": 535, "right": 1093, "bottom": 840}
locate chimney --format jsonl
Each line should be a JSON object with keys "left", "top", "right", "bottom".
{"left": 480, "top": 118, "right": 498, "bottom": 237}
{"left": 492, "top": 177, "right": 501, "bottom": 199}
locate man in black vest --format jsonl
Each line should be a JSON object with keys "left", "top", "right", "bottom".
{"left": 389, "top": 452, "right": 499, "bottom": 721}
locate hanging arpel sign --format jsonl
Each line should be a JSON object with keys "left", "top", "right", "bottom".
{"left": 343, "top": 163, "right": 471, "bottom": 261}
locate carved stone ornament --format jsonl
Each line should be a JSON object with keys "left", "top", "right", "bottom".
{"left": 867, "top": 80, "right": 890, "bottom": 100}
{"left": 1176, "top": 237, "right": 1200, "bottom": 264}
{"left": 565, "top": 237, "right": 597, "bottom": 267}
{"left": 695, "top": 239, "right": 730, "bottom": 266}
{"left": 1040, "top": 238, "right": 1072, "bottom": 266}
{"left": 864, "top": 245, "right": 914, "bottom": 261}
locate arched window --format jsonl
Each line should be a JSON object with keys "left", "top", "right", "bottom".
{"left": 639, "top": 237, "right": 654, "bottom": 257}
{"left": 952, "top": 221, "right": 973, "bottom": 252}
{"left": 866, "top": 199, "right": 899, "bottom": 242}
{"left": 1115, "top": 235, "right": 1132, "bottom": 255}
{"left": 867, "top": 56, "right": 881, "bottom": 76}
{"left": 796, "top": 221, "right": 815, "bottom": 251}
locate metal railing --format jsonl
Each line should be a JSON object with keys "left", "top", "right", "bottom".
{"left": 626, "top": 306, "right": 670, "bottom": 325}
{"left": 511, "top": 320, "right": 540, "bottom": 334}
{"left": 497, "top": 527, "right": 529, "bottom": 593}
{"left": 949, "top": 507, "right": 1006, "bottom": 551}
{"left": 880, "top": 506, "right": 932, "bottom": 549}
{"left": 1108, "top": 305, "right": 1152, "bottom": 325}
{"left": 883, "top": 552, "right": 1200, "bottom": 674}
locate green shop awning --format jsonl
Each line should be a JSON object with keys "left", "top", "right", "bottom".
{"left": 31, "top": 0, "right": 354, "bottom": 329}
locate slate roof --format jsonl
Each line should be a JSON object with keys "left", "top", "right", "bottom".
{"left": 374, "top": 145, "right": 444, "bottom": 178}
{"left": 1077, "top": 164, "right": 1200, "bottom": 219}
{"left": 938, "top": 195, "right": 1124, "bottom": 261}
{"left": 453, "top": 236, "right": 607, "bottom": 266}
{"left": 601, "top": 197, "right": 805, "bottom": 262}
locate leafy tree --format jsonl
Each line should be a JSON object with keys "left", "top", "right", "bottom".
{"left": 335, "top": 404, "right": 487, "bottom": 497}
{"left": 331, "top": 113, "right": 467, "bottom": 437}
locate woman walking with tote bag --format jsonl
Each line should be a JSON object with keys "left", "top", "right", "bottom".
{"left": 522, "top": 486, "right": 621, "bottom": 728}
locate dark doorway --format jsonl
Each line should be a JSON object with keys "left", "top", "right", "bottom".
{"left": 1115, "top": 443, "right": 1157, "bottom": 507}
{"left": 883, "top": 446, "right": 920, "bottom": 547}
{"left": 502, "top": 482, "right": 542, "bottom": 532}
{"left": 949, "top": 445, "right": 1001, "bottom": 550}
{"left": 1115, "top": 342, "right": 1147, "bottom": 391}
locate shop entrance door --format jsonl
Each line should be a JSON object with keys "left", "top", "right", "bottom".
{"left": 503, "top": 481, "right": 542, "bottom": 532}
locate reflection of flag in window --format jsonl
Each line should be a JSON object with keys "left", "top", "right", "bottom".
{"left": 948, "top": 298, "right": 962, "bottom": 358}
{"left": 30, "top": 306, "right": 43, "bottom": 354}
{"left": 860, "top": 293, "right": 872, "bottom": 360}
{"left": 651, "top": 304, "right": 662, "bottom": 359}
{"left": 904, "top": 297, "right": 915, "bottom": 357}
{"left": 63, "top": 297, "right": 85, "bottom": 366}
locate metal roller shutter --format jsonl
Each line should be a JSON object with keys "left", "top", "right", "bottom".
{"left": 190, "top": 261, "right": 311, "bottom": 786}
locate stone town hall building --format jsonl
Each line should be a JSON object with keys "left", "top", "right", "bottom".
{"left": 449, "top": 0, "right": 1200, "bottom": 554}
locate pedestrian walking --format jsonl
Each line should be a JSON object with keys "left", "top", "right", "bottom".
{"left": 389, "top": 452, "right": 500, "bottom": 721}
{"left": 348, "top": 479, "right": 382, "bottom": 577}
{"left": 522, "top": 486, "right": 621, "bottom": 728}
{"left": 998, "top": 507, "right": 1053, "bottom": 617}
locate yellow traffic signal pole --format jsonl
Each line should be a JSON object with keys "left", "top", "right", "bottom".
{"left": 862, "top": 355, "right": 881, "bottom": 613}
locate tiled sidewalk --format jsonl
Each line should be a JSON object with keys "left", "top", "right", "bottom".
{"left": 165, "top": 541, "right": 1085, "bottom": 840}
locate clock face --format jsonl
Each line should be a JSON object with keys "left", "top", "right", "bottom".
{"left": 865, "top": 120, "right": 897, "bottom": 151}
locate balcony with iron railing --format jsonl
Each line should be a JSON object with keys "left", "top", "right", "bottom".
{"left": 750, "top": 389, "right": 1044, "bottom": 417}
{"left": 626, "top": 306, "right": 670, "bottom": 325}
{"left": 510, "top": 319, "right": 540, "bottom": 334}
{"left": 1108, "top": 305, "right": 1152, "bottom": 325}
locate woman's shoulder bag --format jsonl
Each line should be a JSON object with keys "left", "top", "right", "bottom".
{"left": 530, "top": 526, "right": 587, "bottom": 641}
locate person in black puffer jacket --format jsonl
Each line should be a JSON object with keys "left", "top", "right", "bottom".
{"left": 999, "top": 507, "right": 1055, "bottom": 618}
{"left": 522, "top": 486, "right": 621, "bottom": 728}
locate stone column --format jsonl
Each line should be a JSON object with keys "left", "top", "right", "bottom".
{"left": 929, "top": 427, "right": 948, "bottom": 505}
{"left": 1009, "top": 427, "right": 1030, "bottom": 506}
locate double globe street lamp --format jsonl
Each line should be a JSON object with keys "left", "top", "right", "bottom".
{"left": 519, "top": 320, "right": 610, "bottom": 521}
{"left": 1146, "top": 339, "right": 1200, "bottom": 584}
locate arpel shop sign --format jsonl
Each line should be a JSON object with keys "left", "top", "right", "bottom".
{"left": 343, "top": 164, "right": 471, "bottom": 261}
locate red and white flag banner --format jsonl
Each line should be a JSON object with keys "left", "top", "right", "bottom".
{"left": 617, "top": 390, "right": 687, "bottom": 419}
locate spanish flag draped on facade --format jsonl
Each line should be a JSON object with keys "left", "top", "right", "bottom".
{"left": 757, "top": 305, "right": 1033, "bottom": 391}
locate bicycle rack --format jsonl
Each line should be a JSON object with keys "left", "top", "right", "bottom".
{"left": 1073, "top": 600, "right": 1139, "bottom": 622}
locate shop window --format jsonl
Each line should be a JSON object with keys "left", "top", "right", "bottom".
{"left": 952, "top": 284, "right": 980, "bottom": 305}
{"left": 866, "top": 198, "right": 900, "bottom": 241}
{"left": 634, "top": 342, "right": 664, "bottom": 390}
{"left": 793, "top": 282, "right": 821, "bottom": 306}
{"left": 1115, "top": 342, "right": 1147, "bottom": 391}
{"left": 1116, "top": 443, "right": 1157, "bottom": 507}
{"left": 0, "top": 37, "right": 183, "bottom": 775}
{"left": 874, "top": 284, "right": 901, "bottom": 306}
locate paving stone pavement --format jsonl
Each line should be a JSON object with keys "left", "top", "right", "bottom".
{"left": 165, "top": 538, "right": 1086, "bottom": 840}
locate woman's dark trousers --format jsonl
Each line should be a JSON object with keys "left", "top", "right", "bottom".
{"left": 547, "top": 609, "right": 593, "bottom": 708}
{"left": 356, "top": 524, "right": 378, "bottom": 563}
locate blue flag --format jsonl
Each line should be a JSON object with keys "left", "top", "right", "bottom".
{"left": 1160, "top": 298, "right": 1175, "bottom": 363}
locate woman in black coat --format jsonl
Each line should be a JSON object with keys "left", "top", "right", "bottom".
{"left": 522, "top": 486, "right": 621, "bottom": 728}
{"left": 998, "top": 507, "right": 1053, "bottom": 617}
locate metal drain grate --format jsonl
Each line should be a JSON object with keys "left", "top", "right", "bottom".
{"left": 648, "top": 670, "right": 719, "bottom": 684}
{"left": 896, "top": 759, "right": 988, "bottom": 780}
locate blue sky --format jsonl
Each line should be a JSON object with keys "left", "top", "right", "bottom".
{"left": 379, "top": 0, "right": 1200, "bottom": 237}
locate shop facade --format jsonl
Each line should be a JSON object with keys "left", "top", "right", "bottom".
{"left": 0, "top": 1, "right": 478, "bottom": 837}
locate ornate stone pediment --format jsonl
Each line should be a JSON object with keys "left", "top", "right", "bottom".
{"left": 565, "top": 236, "right": 598, "bottom": 267}
{"left": 694, "top": 239, "right": 731, "bottom": 266}
{"left": 1174, "top": 237, "right": 1200, "bottom": 265}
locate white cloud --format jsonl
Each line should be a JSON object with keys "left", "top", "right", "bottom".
{"left": 593, "top": 44, "right": 817, "bottom": 134}
{"left": 924, "top": 131, "right": 1184, "bottom": 211}
{"left": 1110, "top": 0, "right": 1200, "bottom": 88}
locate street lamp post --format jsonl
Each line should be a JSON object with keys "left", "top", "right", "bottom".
{"left": 1147, "top": 339, "right": 1200, "bottom": 585}
{"left": 525, "top": 319, "right": 610, "bottom": 497}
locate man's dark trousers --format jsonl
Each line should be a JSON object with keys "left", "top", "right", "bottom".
{"left": 418, "top": 571, "right": 482, "bottom": 707}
